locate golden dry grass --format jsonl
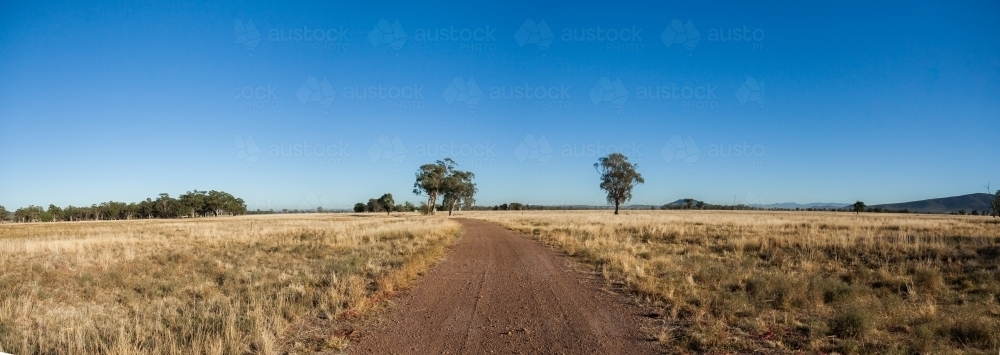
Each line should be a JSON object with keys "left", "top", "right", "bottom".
{"left": 0, "top": 214, "right": 460, "bottom": 355}
{"left": 467, "top": 210, "right": 1000, "bottom": 354}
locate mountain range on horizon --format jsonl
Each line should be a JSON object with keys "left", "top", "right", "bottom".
{"left": 647, "top": 193, "right": 996, "bottom": 214}
{"left": 865, "top": 193, "right": 995, "bottom": 214}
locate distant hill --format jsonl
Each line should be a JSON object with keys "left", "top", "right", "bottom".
{"left": 650, "top": 194, "right": 996, "bottom": 214}
{"left": 867, "top": 193, "right": 994, "bottom": 214}
{"left": 659, "top": 199, "right": 845, "bottom": 209}
{"left": 543, "top": 194, "right": 996, "bottom": 214}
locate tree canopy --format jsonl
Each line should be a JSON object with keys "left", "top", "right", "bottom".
{"left": 378, "top": 193, "right": 395, "bottom": 216}
{"left": 412, "top": 159, "right": 454, "bottom": 215}
{"left": 595, "top": 153, "right": 644, "bottom": 215}
{"left": 853, "top": 201, "right": 866, "bottom": 214}
{"left": 441, "top": 168, "right": 477, "bottom": 216}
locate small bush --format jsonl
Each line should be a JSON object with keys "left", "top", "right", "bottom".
{"left": 418, "top": 204, "right": 432, "bottom": 215}
{"left": 913, "top": 267, "right": 944, "bottom": 295}
{"left": 831, "top": 306, "right": 874, "bottom": 338}
{"left": 908, "top": 324, "right": 937, "bottom": 353}
{"left": 816, "top": 278, "right": 856, "bottom": 304}
{"left": 948, "top": 316, "right": 997, "bottom": 349}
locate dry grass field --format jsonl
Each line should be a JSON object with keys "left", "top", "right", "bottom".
{"left": 467, "top": 210, "right": 1000, "bottom": 354}
{"left": 0, "top": 214, "right": 461, "bottom": 355}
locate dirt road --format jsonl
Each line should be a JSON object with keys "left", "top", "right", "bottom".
{"left": 351, "top": 219, "right": 658, "bottom": 354}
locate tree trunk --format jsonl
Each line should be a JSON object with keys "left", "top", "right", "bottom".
{"left": 614, "top": 201, "right": 620, "bottom": 215}
{"left": 428, "top": 193, "right": 437, "bottom": 215}
{"left": 448, "top": 201, "right": 456, "bottom": 216}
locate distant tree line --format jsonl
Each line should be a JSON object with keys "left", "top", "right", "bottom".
{"left": 952, "top": 209, "right": 993, "bottom": 216}
{"left": 659, "top": 199, "right": 917, "bottom": 213}
{"left": 0, "top": 190, "right": 247, "bottom": 223}
{"left": 246, "top": 208, "right": 346, "bottom": 214}
{"left": 352, "top": 193, "right": 419, "bottom": 214}
{"left": 464, "top": 202, "right": 534, "bottom": 211}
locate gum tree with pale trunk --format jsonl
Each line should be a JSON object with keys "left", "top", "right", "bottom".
{"left": 413, "top": 159, "right": 454, "bottom": 215}
{"left": 594, "top": 153, "right": 644, "bottom": 215}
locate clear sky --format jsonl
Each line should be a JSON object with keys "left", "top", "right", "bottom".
{"left": 1, "top": 1, "right": 998, "bottom": 210}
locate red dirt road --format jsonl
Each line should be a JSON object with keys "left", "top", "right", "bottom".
{"left": 351, "top": 219, "right": 659, "bottom": 354}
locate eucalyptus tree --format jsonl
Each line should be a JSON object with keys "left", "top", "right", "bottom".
{"left": 367, "top": 198, "right": 381, "bottom": 213}
{"left": 853, "top": 201, "right": 866, "bottom": 214}
{"left": 378, "top": 193, "right": 395, "bottom": 216}
{"left": 991, "top": 191, "right": 1000, "bottom": 218}
{"left": 155, "top": 193, "right": 175, "bottom": 218}
{"left": 442, "top": 169, "right": 476, "bottom": 216}
{"left": 594, "top": 153, "right": 644, "bottom": 215}
{"left": 413, "top": 159, "right": 454, "bottom": 215}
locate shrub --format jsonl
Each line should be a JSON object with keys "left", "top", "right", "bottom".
{"left": 948, "top": 316, "right": 997, "bottom": 349}
{"left": 912, "top": 267, "right": 944, "bottom": 295}
{"left": 831, "top": 306, "right": 874, "bottom": 338}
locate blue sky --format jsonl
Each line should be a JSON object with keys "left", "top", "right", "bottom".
{"left": 1, "top": 1, "right": 998, "bottom": 210}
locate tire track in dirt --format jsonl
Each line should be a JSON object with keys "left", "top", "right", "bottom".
{"left": 350, "top": 219, "right": 659, "bottom": 354}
